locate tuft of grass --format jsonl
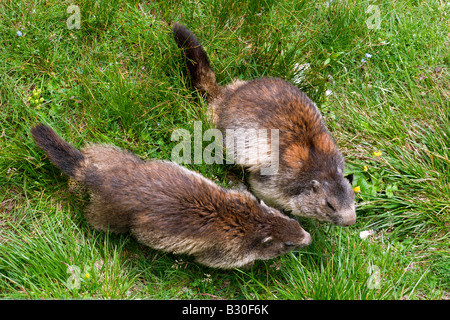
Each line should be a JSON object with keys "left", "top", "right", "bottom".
{"left": 1, "top": 0, "right": 448, "bottom": 299}
{"left": 0, "top": 197, "right": 138, "bottom": 299}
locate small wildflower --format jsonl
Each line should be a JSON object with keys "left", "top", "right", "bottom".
{"left": 373, "top": 150, "right": 382, "bottom": 157}
{"left": 365, "top": 53, "right": 372, "bottom": 59}
{"left": 359, "top": 229, "right": 375, "bottom": 240}
{"left": 39, "top": 97, "right": 44, "bottom": 102}
{"left": 361, "top": 58, "right": 367, "bottom": 63}
{"left": 325, "top": 89, "right": 333, "bottom": 96}
{"left": 36, "top": 105, "right": 41, "bottom": 110}
{"left": 202, "top": 273, "right": 212, "bottom": 283}
{"left": 363, "top": 165, "right": 368, "bottom": 172}
{"left": 84, "top": 272, "right": 91, "bottom": 279}
{"left": 17, "top": 31, "right": 23, "bottom": 37}
{"left": 353, "top": 186, "right": 361, "bottom": 193}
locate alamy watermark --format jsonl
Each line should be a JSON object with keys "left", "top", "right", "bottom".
{"left": 171, "top": 121, "right": 280, "bottom": 175}
{"left": 65, "top": 264, "right": 91, "bottom": 290}
{"left": 61, "top": 3, "right": 381, "bottom": 177}
{"left": 367, "top": 264, "right": 382, "bottom": 289}
{"left": 66, "top": 3, "right": 381, "bottom": 31}
{"left": 66, "top": 5, "right": 81, "bottom": 30}
{"left": 365, "top": 5, "right": 381, "bottom": 30}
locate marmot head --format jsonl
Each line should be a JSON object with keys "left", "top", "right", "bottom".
{"left": 248, "top": 200, "right": 312, "bottom": 261}
{"left": 285, "top": 165, "right": 356, "bottom": 227}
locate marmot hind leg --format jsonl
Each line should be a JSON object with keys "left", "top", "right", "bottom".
{"left": 84, "top": 193, "right": 132, "bottom": 233}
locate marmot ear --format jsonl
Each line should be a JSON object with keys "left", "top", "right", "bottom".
{"left": 260, "top": 200, "right": 269, "bottom": 209}
{"left": 311, "top": 180, "right": 321, "bottom": 192}
{"left": 262, "top": 236, "right": 273, "bottom": 245}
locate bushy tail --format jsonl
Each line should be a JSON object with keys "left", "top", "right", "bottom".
{"left": 31, "top": 124, "right": 84, "bottom": 177}
{"left": 172, "top": 23, "right": 221, "bottom": 100}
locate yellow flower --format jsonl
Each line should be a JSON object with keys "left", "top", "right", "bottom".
{"left": 363, "top": 165, "right": 368, "bottom": 171}
{"left": 84, "top": 272, "right": 91, "bottom": 279}
{"left": 353, "top": 186, "right": 361, "bottom": 193}
{"left": 36, "top": 105, "right": 41, "bottom": 110}
{"left": 373, "top": 150, "right": 382, "bottom": 157}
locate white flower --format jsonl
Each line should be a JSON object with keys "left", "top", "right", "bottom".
{"left": 325, "top": 89, "right": 333, "bottom": 96}
{"left": 365, "top": 53, "right": 372, "bottom": 58}
{"left": 17, "top": 31, "right": 23, "bottom": 37}
{"left": 361, "top": 58, "right": 367, "bottom": 63}
{"left": 359, "top": 229, "right": 375, "bottom": 239}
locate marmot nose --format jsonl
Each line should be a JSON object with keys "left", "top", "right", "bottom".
{"left": 285, "top": 230, "right": 312, "bottom": 250}
{"left": 340, "top": 215, "right": 356, "bottom": 226}
{"left": 302, "top": 231, "right": 312, "bottom": 247}
{"left": 294, "top": 230, "right": 312, "bottom": 248}
{"left": 337, "top": 206, "right": 357, "bottom": 226}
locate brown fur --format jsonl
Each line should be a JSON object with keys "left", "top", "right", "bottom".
{"left": 172, "top": 24, "right": 356, "bottom": 226}
{"left": 31, "top": 124, "right": 311, "bottom": 269}
{"left": 172, "top": 23, "right": 221, "bottom": 100}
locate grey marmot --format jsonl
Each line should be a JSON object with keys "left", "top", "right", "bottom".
{"left": 172, "top": 23, "right": 356, "bottom": 227}
{"left": 30, "top": 124, "right": 311, "bottom": 269}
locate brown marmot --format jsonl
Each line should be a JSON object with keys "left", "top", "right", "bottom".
{"left": 172, "top": 23, "right": 356, "bottom": 227}
{"left": 30, "top": 124, "right": 311, "bottom": 269}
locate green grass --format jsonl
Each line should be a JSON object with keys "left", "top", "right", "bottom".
{"left": 0, "top": 0, "right": 448, "bottom": 299}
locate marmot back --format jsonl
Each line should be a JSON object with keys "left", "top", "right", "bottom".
{"left": 173, "top": 23, "right": 356, "bottom": 226}
{"left": 31, "top": 124, "right": 311, "bottom": 269}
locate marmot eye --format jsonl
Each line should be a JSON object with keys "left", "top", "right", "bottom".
{"left": 262, "top": 236, "right": 273, "bottom": 246}
{"left": 326, "top": 201, "right": 336, "bottom": 211}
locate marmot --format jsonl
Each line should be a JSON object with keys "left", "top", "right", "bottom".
{"left": 172, "top": 23, "right": 356, "bottom": 227}
{"left": 31, "top": 124, "right": 311, "bottom": 269}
